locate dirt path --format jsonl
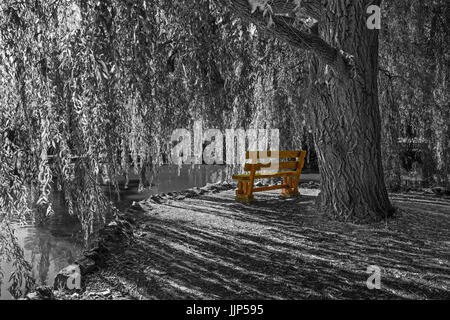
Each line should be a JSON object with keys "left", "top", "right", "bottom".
{"left": 79, "top": 187, "right": 450, "bottom": 300}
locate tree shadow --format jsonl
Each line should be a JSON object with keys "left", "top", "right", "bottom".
{"left": 104, "top": 190, "right": 450, "bottom": 300}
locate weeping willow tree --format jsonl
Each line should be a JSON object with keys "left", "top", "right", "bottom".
{"left": 0, "top": 0, "right": 294, "bottom": 299}
{"left": 1, "top": 0, "right": 405, "bottom": 252}
{"left": 0, "top": 0, "right": 310, "bottom": 262}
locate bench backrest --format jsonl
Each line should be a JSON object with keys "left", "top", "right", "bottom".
{"left": 244, "top": 150, "right": 307, "bottom": 172}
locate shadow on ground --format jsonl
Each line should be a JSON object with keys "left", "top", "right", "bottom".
{"left": 90, "top": 189, "right": 450, "bottom": 300}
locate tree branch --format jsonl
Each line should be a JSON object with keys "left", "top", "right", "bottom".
{"left": 225, "top": 0, "right": 352, "bottom": 78}
{"left": 271, "top": 0, "right": 324, "bottom": 21}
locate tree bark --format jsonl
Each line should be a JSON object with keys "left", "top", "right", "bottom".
{"left": 310, "top": 1, "right": 393, "bottom": 222}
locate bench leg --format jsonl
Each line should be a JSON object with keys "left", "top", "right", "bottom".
{"left": 236, "top": 181, "right": 255, "bottom": 203}
{"left": 281, "top": 176, "right": 300, "bottom": 197}
{"left": 236, "top": 193, "right": 255, "bottom": 202}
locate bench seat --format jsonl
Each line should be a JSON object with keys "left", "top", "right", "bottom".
{"left": 232, "top": 150, "right": 307, "bottom": 202}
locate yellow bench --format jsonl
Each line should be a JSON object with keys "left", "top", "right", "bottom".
{"left": 232, "top": 150, "right": 307, "bottom": 202}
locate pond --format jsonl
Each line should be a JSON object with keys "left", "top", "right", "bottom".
{"left": 0, "top": 165, "right": 227, "bottom": 300}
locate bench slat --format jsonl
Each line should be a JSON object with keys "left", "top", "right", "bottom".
{"left": 246, "top": 150, "right": 301, "bottom": 159}
{"left": 252, "top": 184, "right": 290, "bottom": 192}
{"left": 232, "top": 171, "right": 297, "bottom": 180}
{"left": 244, "top": 161, "right": 299, "bottom": 172}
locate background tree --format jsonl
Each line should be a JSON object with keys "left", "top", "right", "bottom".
{"left": 380, "top": 0, "right": 450, "bottom": 190}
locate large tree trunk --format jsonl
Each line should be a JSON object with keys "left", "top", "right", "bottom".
{"left": 306, "top": 2, "right": 393, "bottom": 221}
{"left": 227, "top": 0, "right": 394, "bottom": 222}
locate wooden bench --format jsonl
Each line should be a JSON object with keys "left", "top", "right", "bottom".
{"left": 232, "top": 150, "right": 307, "bottom": 202}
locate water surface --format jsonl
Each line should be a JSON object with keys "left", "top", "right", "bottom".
{"left": 0, "top": 165, "right": 226, "bottom": 299}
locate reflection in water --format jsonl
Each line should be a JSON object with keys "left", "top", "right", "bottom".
{"left": 0, "top": 165, "right": 226, "bottom": 299}
{"left": 106, "top": 165, "right": 228, "bottom": 209}
{"left": 0, "top": 218, "right": 84, "bottom": 300}
{"left": 150, "top": 165, "right": 227, "bottom": 193}
{"left": 0, "top": 222, "right": 35, "bottom": 299}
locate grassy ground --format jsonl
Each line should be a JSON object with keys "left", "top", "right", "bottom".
{"left": 70, "top": 185, "right": 450, "bottom": 300}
